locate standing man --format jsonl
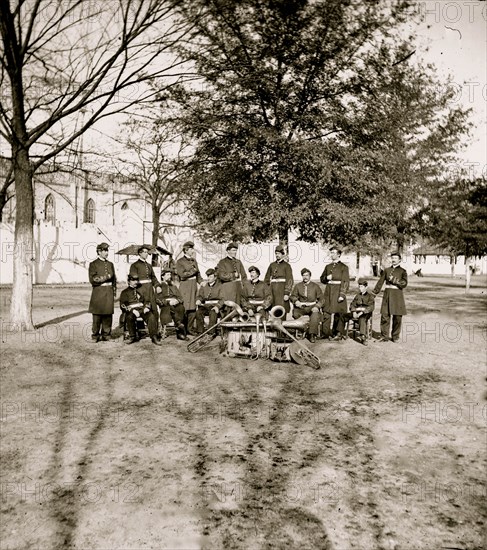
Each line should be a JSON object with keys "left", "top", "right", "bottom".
{"left": 320, "top": 247, "right": 349, "bottom": 340}
{"left": 119, "top": 274, "right": 162, "bottom": 345}
{"left": 264, "top": 245, "right": 293, "bottom": 315}
{"left": 129, "top": 245, "right": 161, "bottom": 312}
{"left": 157, "top": 268, "right": 188, "bottom": 340}
{"left": 373, "top": 252, "right": 407, "bottom": 342}
{"left": 88, "top": 242, "right": 116, "bottom": 342}
{"left": 290, "top": 268, "right": 323, "bottom": 343}
{"left": 176, "top": 241, "right": 202, "bottom": 336}
{"left": 241, "top": 266, "right": 272, "bottom": 318}
{"left": 195, "top": 268, "right": 223, "bottom": 335}
{"left": 216, "top": 242, "right": 247, "bottom": 304}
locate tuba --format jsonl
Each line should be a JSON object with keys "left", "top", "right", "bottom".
{"left": 269, "top": 306, "right": 321, "bottom": 370}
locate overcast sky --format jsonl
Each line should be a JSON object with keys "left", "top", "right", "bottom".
{"left": 410, "top": 1, "right": 486, "bottom": 176}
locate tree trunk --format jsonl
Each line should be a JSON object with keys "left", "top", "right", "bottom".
{"left": 396, "top": 229, "right": 405, "bottom": 255}
{"left": 450, "top": 255, "right": 456, "bottom": 278}
{"left": 278, "top": 223, "right": 289, "bottom": 247}
{"left": 465, "top": 256, "right": 471, "bottom": 294}
{"left": 151, "top": 202, "right": 160, "bottom": 267}
{"left": 10, "top": 148, "right": 34, "bottom": 330}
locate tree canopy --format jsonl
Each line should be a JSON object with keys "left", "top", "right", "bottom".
{"left": 168, "top": 0, "right": 472, "bottom": 247}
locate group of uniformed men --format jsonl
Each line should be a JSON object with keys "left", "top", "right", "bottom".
{"left": 88, "top": 241, "right": 408, "bottom": 347}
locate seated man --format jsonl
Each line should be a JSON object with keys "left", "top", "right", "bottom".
{"left": 195, "top": 268, "right": 224, "bottom": 335}
{"left": 157, "top": 268, "right": 188, "bottom": 341}
{"left": 119, "top": 274, "right": 162, "bottom": 345}
{"left": 339, "top": 277, "right": 375, "bottom": 345}
{"left": 240, "top": 266, "right": 272, "bottom": 319}
{"left": 290, "top": 268, "right": 323, "bottom": 343}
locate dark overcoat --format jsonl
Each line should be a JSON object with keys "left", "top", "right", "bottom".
{"left": 216, "top": 256, "right": 247, "bottom": 303}
{"left": 264, "top": 260, "right": 294, "bottom": 313}
{"left": 319, "top": 261, "right": 349, "bottom": 314}
{"left": 176, "top": 255, "right": 202, "bottom": 311}
{"left": 88, "top": 258, "right": 116, "bottom": 315}
{"left": 129, "top": 259, "right": 160, "bottom": 310}
{"left": 373, "top": 266, "right": 408, "bottom": 315}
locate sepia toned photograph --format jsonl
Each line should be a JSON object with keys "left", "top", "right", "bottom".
{"left": 0, "top": 1, "right": 485, "bottom": 549}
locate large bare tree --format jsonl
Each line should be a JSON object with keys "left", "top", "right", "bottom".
{"left": 111, "top": 117, "right": 193, "bottom": 255}
{"left": 0, "top": 0, "right": 192, "bottom": 329}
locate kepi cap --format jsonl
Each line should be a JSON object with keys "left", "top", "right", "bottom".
{"left": 206, "top": 268, "right": 216, "bottom": 276}
{"left": 96, "top": 242, "right": 109, "bottom": 251}
{"left": 248, "top": 265, "right": 260, "bottom": 275}
{"left": 358, "top": 277, "right": 368, "bottom": 285}
{"left": 275, "top": 245, "right": 285, "bottom": 253}
{"left": 183, "top": 241, "right": 195, "bottom": 250}
{"left": 161, "top": 268, "right": 172, "bottom": 275}
{"left": 226, "top": 242, "right": 238, "bottom": 250}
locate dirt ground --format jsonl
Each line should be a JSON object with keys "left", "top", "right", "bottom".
{"left": 0, "top": 276, "right": 486, "bottom": 550}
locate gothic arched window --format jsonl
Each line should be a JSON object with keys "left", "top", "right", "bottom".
{"left": 44, "top": 194, "right": 55, "bottom": 223}
{"left": 84, "top": 198, "right": 95, "bottom": 223}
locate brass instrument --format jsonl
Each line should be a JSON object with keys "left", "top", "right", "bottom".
{"left": 269, "top": 306, "right": 321, "bottom": 370}
{"left": 252, "top": 312, "right": 262, "bottom": 360}
{"left": 187, "top": 301, "right": 244, "bottom": 353}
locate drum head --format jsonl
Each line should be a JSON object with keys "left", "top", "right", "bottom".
{"left": 289, "top": 341, "right": 307, "bottom": 365}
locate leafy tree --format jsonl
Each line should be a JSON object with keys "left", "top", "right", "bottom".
{"left": 168, "top": 0, "right": 471, "bottom": 250}
{"left": 416, "top": 177, "right": 487, "bottom": 291}
{"left": 0, "top": 0, "right": 190, "bottom": 329}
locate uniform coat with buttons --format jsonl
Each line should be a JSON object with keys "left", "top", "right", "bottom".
{"left": 264, "top": 260, "right": 293, "bottom": 313}
{"left": 241, "top": 280, "right": 272, "bottom": 312}
{"left": 216, "top": 256, "right": 247, "bottom": 303}
{"left": 88, "top": 258, "right": 116, "bottom": 314}
{"left": 319, "top": 261, "right": 349, "bottom": 314}
{"left": 373, "top": 266, "right": 407, "bottom": 315}
{"left": 129, "top": 259, "right": 160, "bottom": 310}
{"left": 176, "top": 255, "right": 202, "bottom": 311}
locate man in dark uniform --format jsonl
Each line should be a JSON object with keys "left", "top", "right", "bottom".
{"left": 195, "top": 268, "right": 224, "bottom": 335}
{"left": 216, "top": 242, "right": 247, "bottom": 305}
{"left": 88, "top": 242, "right": 116, "bottom": 342}
{"left": 176, "top": 241, "right": 202, "bottom": 336}
{"left": 373, "top": 252, "right": 407, "bottom": 342}
{"left": 290, "top": 268, "right": 323, "bottom": 343}
{"left": 320, "top": 247, "right": 349, "bottom": 340}
{"left": 129, "top": 245, "right": 161, "bottom": 313}
{"left": 264, "top": 245, "right": 293, "bottom": 316}
{"left": 241, "top": 266, "right": 272, "bottom": 318}
{"left": 338, "top": 278, "right": 375, "bottom": 345}
{"left": 157, "top": 268, "right": 188, "bottom": 340}
{"left": 119, "top": 274, "right": 162, "bottom": 345}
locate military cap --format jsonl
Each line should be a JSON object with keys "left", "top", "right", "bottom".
{"left": 183, "top": 241, "right": 195, "bottom": 250}
{"left": 138, "top": 245, "right": 150, "bottom": 254}
{"left": 391, "top": 251, "right": 402, "bottom": 259}
{"left": 161, "top": 268, "right": 172, "bottom": 275}
{"left": 206, "top": 268, "right": 216, "bottom": 276}
{"left": 248, "top": 265, "right": 260, "bottom": 275}
{"left": 357, "top": 277, "right": 368, "bottom": 285}
{"left": 275, "top": 245, "right": 285, "bottom": 253}
{"left": 226, "top": 242, "right": 238, "bottom": 250}
{"left": 301, "top": 268, "right": 311, "bottom": 275}
{"left": 96, "top": 242, "right": 109, "bottom": 251}
{"left": 127, "top": 273, "right": 139, "bottom": 281}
